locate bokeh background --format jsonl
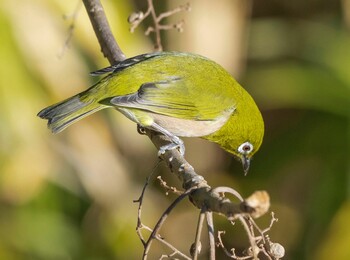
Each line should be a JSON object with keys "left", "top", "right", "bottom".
{"left": 0, "top": 0, "right": 349, "bottom": 259}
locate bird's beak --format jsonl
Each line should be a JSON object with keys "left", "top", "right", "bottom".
{"left": 242, "top": 155, "right": 250, "bottom": 176}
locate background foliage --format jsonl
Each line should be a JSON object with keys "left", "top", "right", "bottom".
{"left": 0, "top": 0, "right": 349, "bottom": 259}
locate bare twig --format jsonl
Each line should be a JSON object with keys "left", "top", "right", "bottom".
{"left": 217, "top": 231, "right": 252, "bottom": 260}
{"left": 157, "top": 3, "right": 190, "bottom": 21}
{"left": 128, "top": 0, "right": 190, "bottom": 50}
{"left": 191, "top": 209, "right": 205, "bottom": 259}
{"left": 212, "top": 186, "right": 244, "bottom": 202}
{"left": 134, "top": 177, "right": 152, "bottom": 246}
{"left": 141, "top": 225, "right": 192, "bottom": 260}
{"left": 206, "top": 211, "right": 216, "bottom": 260}
{"left": 263, "top": 212, "right": 279, "bottom": 233}
{"left": 134, "top": 161, "right": 192, "bottom": 259}
{"left": 215, "top": 212, "right": 283, "bottom": 259}
{"left": 157, "top": 175, "right": 183, "bottom": 196}
{"left": 58, "top": 1, "right": 82, "bottom": 58}
{"left": 143, "top": 186, "right": 197, "bottom": 260}
{"left": 147, "top": 0, "right": 161, "bottom": 50}
{"left": 238, "top": 216, "right": 259, "bottom": 259}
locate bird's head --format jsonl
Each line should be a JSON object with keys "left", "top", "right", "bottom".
{"left": 236, "top": 141, "right": 255, "bottom": 176}
{"left": 217, "top": 105, "right": 264, "bottom": 175}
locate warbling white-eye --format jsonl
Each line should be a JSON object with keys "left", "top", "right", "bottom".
{"left": 38, "top": 52, "right": 264, "bottom": 175}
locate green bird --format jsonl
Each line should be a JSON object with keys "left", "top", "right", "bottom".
{"left": 38, "top": 52, "right": 264, "bottom": 175}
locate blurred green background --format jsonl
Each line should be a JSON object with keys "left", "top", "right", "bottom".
{"left": 0, "top": 0, "right": 349, "bottom": 259}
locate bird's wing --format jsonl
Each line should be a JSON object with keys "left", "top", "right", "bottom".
{"left": 90, "top": 53, "right": 162, "bottom": 76}
{"left": 101, "top": 77, "right": 235, "bottom": 121}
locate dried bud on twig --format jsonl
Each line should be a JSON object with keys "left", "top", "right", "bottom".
{"left": 270, "top": 242, "right": 285, "bottom": 259}
{"left": 128, "top": 11, "right": 144, "bottom": 24}
{"left": 241, "top": 190, "right": 270, "bottom": 218}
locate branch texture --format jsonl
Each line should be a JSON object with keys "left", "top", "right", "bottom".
{"left": 82, "top": 0, "right": 126, "bottom": 63}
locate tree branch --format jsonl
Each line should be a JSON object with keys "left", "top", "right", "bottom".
{"left": 144, "top": 131, "right": 269, "bottom": 219}
{"left": 191, "top": 209, "right": 205, "bottom": 259}
{"left": 82, "top": 0, "right": 125, "bottom": 63}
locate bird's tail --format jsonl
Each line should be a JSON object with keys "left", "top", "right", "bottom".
{"left": 37, "top": 93, "right": 104, "bottom": 133}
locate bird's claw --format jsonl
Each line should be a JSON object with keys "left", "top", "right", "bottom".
{"left": 158, "top": 138, "right": 185, "bottom": 157}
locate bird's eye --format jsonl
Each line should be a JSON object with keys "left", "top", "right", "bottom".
{"left": 238, "top": 142, "right": 253, "bottom": 155}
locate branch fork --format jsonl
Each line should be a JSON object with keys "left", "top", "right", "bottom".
{"left": 128, "top": 1, "right": 191, "bottom": 50}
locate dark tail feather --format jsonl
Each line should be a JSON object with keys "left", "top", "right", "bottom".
{"left": 38, "top": 95, "right": 103, "bottom": 133}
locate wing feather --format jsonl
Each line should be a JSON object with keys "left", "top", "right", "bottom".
{"left": 102, "top": 77, "right": 235, "bottom": 120}
{"left": 90, "top": 52, "right": 162, "bottom": 76}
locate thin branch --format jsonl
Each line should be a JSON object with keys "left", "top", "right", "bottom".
{"left": 157, "top": 3, "right": 190, "bottom": 21}
{"left": 134, "top": 159, "right": 162, "bottom": 246}
{"left": 147, "top": 0, "right": 162, "bottom": 50}
{"left": 134, "top": 176, "right": 152, "bottom": 246}
{"left": 238, "top": 216, "right": 259, "bottom": 260}
{"left": 141, "top": 225, "right": 192, "bottom": 260}
{"left": 58, "top": 1, "right": 82, "bottom": 58}
{"left": 157, "top": 175, "right": 183, "bottom": 196}
{"left": 206, "top": 211, "right": 216, "bottom": 260}
{"left": 143, "top": 186, "right": 197, "bottom": 260}
{"left": 217, "top": 231, "right": 251, "bottom": 260}
{"left": 263, "top": 212, "right": 278, "bottom": 233}
{"left": 134, "top": 162, "right": 191, "bottom": 259}
{"left": 128, "top": 0, "right": 190, "bottom": 50}
{"left": 82, "top": 0, "right": 125, "bottom": 63}
{"left": 191, "top": 209, "right": 205, "bottom": 259}
{"left": 212, "top": 186, "right": 244, "bottom": 202}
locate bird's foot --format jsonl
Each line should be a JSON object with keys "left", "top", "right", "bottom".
{"left": 158, "top": 136, "right": 185, "bottom": 157}
{"left": 149, "top": 122, "right": 185, "bottom": 157}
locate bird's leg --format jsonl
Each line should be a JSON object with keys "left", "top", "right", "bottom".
{"left": 150, "top": 122, "right": 185, "bottom": 156}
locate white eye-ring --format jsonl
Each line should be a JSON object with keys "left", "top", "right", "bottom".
{"left": 238, "top": 142, "right": 254, "bottom": 155}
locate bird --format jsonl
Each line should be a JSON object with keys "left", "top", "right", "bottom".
{"left": 38, "top": 52, "right": 264, "bottom": 175}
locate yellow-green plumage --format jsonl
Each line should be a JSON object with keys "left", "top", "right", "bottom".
{"left": 38, "top": 52, "right": 264, "bottom": 173}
